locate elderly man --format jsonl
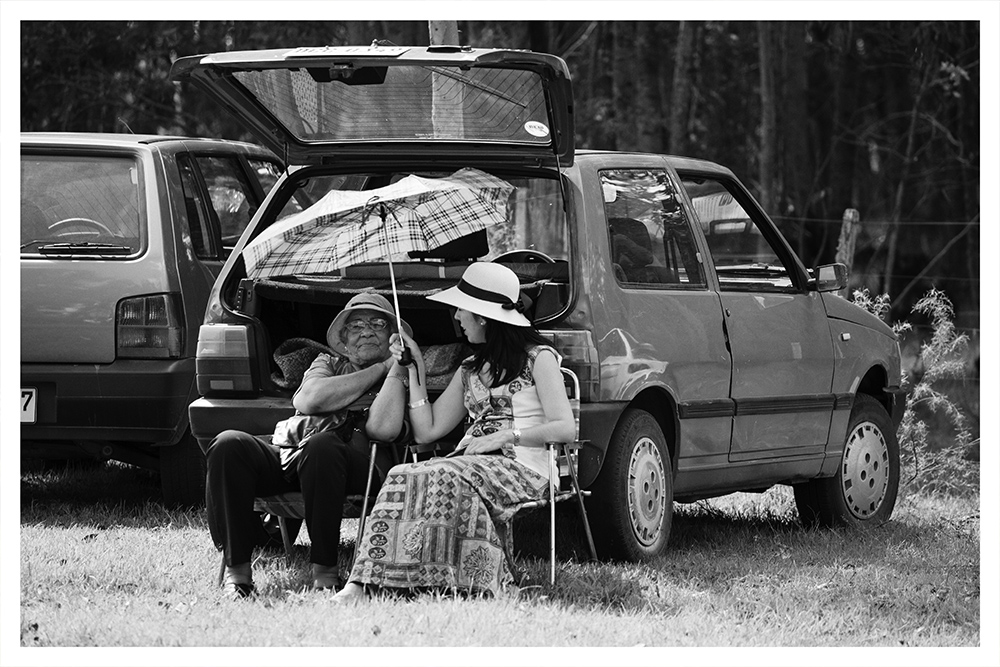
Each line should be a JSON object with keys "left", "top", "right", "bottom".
{"left": 206, "top": 293, "right": 412, "bottom": 598}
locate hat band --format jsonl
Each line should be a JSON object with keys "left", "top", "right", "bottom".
{"left": 457, "top": 279, "right": 525, "bottom": 313}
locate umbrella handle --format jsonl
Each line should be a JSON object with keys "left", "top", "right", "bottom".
{"left": 399, "top": 347, "right": 414, "bottom": 367}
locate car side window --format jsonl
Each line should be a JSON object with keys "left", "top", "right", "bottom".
{"left": 600, "top": 169, "right": 705, "bottom": 288}
{"left": 177, "top": 155, "right": 217, "bottom": 259}
{"left": 680, "top": 175, "right": 793, "bottom": 291}
{"left": 195, "top": 155, "right": 257, "bottom": 250}
{"left": 249, "top": 159, "right": 283, "bottom": 196}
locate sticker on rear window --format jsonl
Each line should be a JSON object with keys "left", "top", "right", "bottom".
{"left": 524, "top": 121, "right": 550, "bottom": 138}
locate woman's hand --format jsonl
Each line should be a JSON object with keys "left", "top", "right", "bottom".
{"left": 390, "top": 332, "right": 426, "bottom": 378}
{"left": 463, "top": 430, "right": 512, "bottom": 455}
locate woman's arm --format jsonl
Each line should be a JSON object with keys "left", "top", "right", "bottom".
{"left": 461, "top": 349, "right": 575, "bottom": 454}
{"left": 395, "top": 333, "right": 468, "bottom": 444}
{"left": 365, "top": 360, "right": 409, "bottom": 442}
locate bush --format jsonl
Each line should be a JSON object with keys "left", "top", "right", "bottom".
{"left": 852, "top": 288, "right": 978, "bottom": 496}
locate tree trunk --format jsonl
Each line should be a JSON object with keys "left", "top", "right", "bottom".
{"left": 780, "top": 22, "right": 810, "bottom": 259}
{"left": 883, "top": 67, "right": 930, "bottom": 299}
{"left": 428, "top": 21, "right": 460, "bottom": 46}
{"left": 757, "top": 21, "right": 777, "bottom": 213}
{"left": 634, "top": 22, "right": 661, "bottom": 152}
{"left": 669, "top": 21, "right": 695, "bottom": 156}
{"left": 611, "top": 22, "right": 635, "bottom": 151}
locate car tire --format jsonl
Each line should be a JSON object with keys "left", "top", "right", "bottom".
{"left": 794, "top": 393, "right": 900, "bottom": 527}
{"left": 160, "top": 428, "right": 207, "bottom": 508}
{"left": 589, "top": 408, "right": 673, "bottom": 562}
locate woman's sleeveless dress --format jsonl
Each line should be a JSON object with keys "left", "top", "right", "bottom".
{"left": 346, "top": 345, "right": 560, "bottom": 595}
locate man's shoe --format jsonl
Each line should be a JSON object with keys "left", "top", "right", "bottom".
{"left": 222, "top": 581, "right": 256, "bottom": 600}
{"left": 311, "top": 564, "right": 342, "bottom": 591}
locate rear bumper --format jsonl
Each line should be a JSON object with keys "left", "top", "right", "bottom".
{"left": 188, "top": 395, "right": 296, "bottom": 454}
{"left": 20, "top": 359, "right": 196, "bottom": 445}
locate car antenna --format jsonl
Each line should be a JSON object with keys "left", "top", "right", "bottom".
{"left": 117, "top": 117, "right": 134, "bottom": 134}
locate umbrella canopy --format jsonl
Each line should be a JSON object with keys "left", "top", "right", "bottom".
{"left": 243, "top": 168, "right": 514, "bottom": 279}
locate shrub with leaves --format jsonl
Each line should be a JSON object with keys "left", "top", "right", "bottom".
{"left": 852, "top": 288, "right": 977, "bottom": 496}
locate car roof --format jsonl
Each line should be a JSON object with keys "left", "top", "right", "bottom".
{"left": 20, "top": 131, "right": 270, "bottom": 152}
{"left": 575, "top": 148, "right": 734, "bottom": 177}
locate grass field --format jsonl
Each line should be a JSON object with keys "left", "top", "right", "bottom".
{"left": 11, "top": 457, "right": 986, "bottom": 664}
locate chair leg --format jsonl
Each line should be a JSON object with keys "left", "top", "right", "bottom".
{"left": 354, "top": 441, "right": 378, "bottom": 568}
{"left": 565, "top": 444, "right": 598, "bottom": 562}
{"left": 218, "top": 552, "right": 226, "bottom": 587}
{"left": 549, "top": 443, "right": 558, "bottom": 586}
{"left": 278, "top": 517, "right": 294, "bottom": 562}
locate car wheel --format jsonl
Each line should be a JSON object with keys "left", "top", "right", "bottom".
{"left": 589, "top": 408, "right": 673, "bottom": 561}
{"left": 160, "top": 428, "right": 207, "bottom": 508}
{"left": 794, "top": 394, "right": 900, "bottom": 527}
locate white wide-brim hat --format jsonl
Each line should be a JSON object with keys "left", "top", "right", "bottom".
{"left": 427, "top": 262, "right": 531, "bottom": 327}
{"left": 326, "top": 292, "right": 413, "bottom": 355}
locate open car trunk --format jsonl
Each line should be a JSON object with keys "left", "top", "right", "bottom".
{"left": 244, "top": 257, "right": 573, "bottom": 396}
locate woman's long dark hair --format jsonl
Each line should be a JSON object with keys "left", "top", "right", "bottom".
{"left": 463, "top": 319, "right": 550, "bottom": 388}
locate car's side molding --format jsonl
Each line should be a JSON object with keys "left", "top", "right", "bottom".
{"left": 678, "top": 393, "right": 853, "bottom": 419}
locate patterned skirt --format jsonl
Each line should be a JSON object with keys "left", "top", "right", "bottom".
{"left": 347, "top": 455, "right": 548, "bottom": 596}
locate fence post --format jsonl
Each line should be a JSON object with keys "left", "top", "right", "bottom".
{"left": 835, "top": 208, "right": 860, "bottom": 273}
{"left": 835, "top": 208, "right": 860, "bottom": 298}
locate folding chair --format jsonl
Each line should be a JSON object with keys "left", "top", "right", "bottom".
{"left": 504, "top": 367, "right": 599, "bottom": 585}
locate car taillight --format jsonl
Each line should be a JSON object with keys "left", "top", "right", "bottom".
{"left": 539, "top": 329, "right": 599, "bottom": 402}
{"left": 195, "top": 324, "right": 255, "bottom": 394}
{"left": 117, "top": 293, "right": 184, "bottom": 358}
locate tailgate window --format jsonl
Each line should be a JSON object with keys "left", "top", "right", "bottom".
{"left": 233, "top": 66, "right": 551, "bottom": 145}
{"left": 20, "top": 154, "right": 144, "bottom": 256}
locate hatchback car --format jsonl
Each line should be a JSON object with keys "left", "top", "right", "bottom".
{"left": 20, "top": 132, "right": 283, "bottom": 506}
{"left": 172, "top": 45, "right": 905, "bottom": 560}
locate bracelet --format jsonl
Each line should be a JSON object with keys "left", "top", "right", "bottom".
{"left": 408, "top": 397, "right": 430, "bottom": 410}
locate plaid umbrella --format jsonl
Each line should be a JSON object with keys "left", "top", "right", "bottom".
{"left": 242, "top": 167, "right": 514, "bottom": 280}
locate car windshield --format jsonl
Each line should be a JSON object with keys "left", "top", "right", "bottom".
{"left": 21, "top": 154, "right": 144, "bottom": 255}
{"left": 233, "top": 64, "right": 552, "bottom": 145}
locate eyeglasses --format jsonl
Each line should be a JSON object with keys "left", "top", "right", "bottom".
{"left": 344, "top": 317, "right": 390, "bottom": 333}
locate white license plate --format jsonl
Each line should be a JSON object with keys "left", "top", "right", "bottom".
{"left": 21, "top": 387, "right": 37, "bottom": 424}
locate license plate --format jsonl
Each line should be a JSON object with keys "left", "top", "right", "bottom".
{"left": 21, "top": 387, "right": 37, "bottom": 423}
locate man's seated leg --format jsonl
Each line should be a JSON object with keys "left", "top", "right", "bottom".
{"left": 206, "top": 429, "right": 295, "bottom": 596}
{"left": 296, "top": 430, "right": 377, "bottom": 589}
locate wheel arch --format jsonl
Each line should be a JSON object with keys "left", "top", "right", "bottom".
{"left": 626, "top": 386, "right": 679, "bottom": 478}
{"left": 857, "top": 364, "right": 891, "bottom": 414}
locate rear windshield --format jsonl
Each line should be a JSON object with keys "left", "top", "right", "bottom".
{"left": 233, "top": 65, "right": 552, "bottom": 145}
{"left": 251, "top": 168, "right": 568, "bottom": 276}
{"left": 21, "top": 154, "right": 144, "bottom": 256}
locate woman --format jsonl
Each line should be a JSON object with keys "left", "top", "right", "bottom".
{"left": 333, "top": 262, "right": 575, "bottom": 602}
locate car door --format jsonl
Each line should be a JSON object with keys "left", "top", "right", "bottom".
{"left": 590, "top": 157, "right": 733, "bottom": 465}
{"left": 680, "top": 172, "right": 835, "bottom": 462}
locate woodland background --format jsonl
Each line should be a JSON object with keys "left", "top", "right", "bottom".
{"left": 20, "top": 20, "right": 980, "bottom": 335}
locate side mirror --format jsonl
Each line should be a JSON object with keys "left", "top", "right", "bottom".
{"left": 813, "top": 263, "right": 848, "bottom": 293}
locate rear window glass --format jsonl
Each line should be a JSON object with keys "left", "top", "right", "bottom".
{"left": 21, "top": 154, "right": 144, "bottom": 255}
{"left": 233, "top": 65, "right": 552, "bottom": 146}
{"left": 262, "top": 170, "right": 568, "bottom": 267}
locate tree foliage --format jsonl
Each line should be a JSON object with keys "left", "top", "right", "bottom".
{"left": 20, "top": 20, "right": 979, "bottom": 325}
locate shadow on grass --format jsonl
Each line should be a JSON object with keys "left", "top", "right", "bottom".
{"left": 20, "top": 458, "right": 202, "bottom": 529}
